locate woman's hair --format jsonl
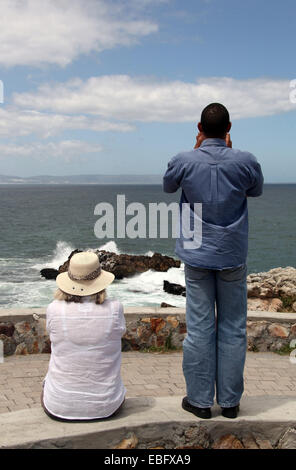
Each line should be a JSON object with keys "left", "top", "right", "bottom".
{"left": 54, "top": 288, "right": 106, "bottom": 304}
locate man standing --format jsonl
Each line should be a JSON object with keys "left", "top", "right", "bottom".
{"left": 163, "top": 103, "right": 263, "bottom": 419}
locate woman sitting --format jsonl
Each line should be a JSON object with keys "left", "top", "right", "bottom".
{"left": 41, "top": 251, "right": 126, "bottom": 421}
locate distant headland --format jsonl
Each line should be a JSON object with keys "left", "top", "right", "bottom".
{"left": 1, "top": 174, "right": 295, "bottom": 185}
{"left": 0, "top": 174, "right": 162, "bottom": 185}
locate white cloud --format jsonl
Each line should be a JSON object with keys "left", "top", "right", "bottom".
{"left": 0, "top": 0, "right": 158, "bottom": 67}
{"left": 0, "top": 140, "right": 102, "bottom": 161}
{"left": 118, "top": 0, "right": 169, "bottom": 9}
{"left": 0, "top": 108, "right": 133, "bottom": 138}
{"left": 13, "top": 75, "right": 295, "bottom": 121}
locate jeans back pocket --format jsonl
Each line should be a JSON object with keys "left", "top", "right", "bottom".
{"left": 185, "top": 264, "right": 212, "bottom": 281}
{"left": 218, "top": 264, "right": 247, "bottom": 282}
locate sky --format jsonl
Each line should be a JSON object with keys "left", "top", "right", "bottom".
{"left": 0, "top": 0, "right": 295, "bottom": 182}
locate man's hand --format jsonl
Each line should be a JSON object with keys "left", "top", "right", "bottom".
{"left": 195, "top": 132, "right": 232, "bottom": 148}
{"left": 225, "top": 133, "right": 232, "bottom": 148}
{"left": 194, "top": 132, "right": 206, "bottom": 149}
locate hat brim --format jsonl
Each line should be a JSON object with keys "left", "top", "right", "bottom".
{"left": 56, "top": 269, "right": 115, "bottom": 296}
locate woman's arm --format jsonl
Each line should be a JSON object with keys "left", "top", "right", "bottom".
{"left": 45, "top": 304, "right": 52, "bottom": 334}
{"left": 117, "top": 302, "right": 126, "bottom": 337}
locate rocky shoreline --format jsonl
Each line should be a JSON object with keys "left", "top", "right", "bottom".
{"left": 40, "top": 250, "right": 296, "bottom": 313}
{"left": 164, "top": 267, "right": 296, "bottom": 313}
{"left": 41, "top": 249, "right": 181, "bottom": 280}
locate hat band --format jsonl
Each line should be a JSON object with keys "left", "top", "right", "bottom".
{"left": 68, "top": 266, "right": 101, "bottom": 281}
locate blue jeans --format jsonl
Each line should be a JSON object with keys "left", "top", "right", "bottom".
{"left": 183, "top": 263, "right": 248, "bottom": 408}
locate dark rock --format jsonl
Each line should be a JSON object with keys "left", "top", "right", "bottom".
{"left": 40, "top": 268, "right": 59, "bottom": 280}
{"left": 147, "top": 253, "right": 180, "bottom": 272}
{"left": 156, "top": 335, "right": 166, "bottom": 348}
{"left": 0, "top": 334, "right": 16, "bottom": 356}
{"left": 96, "top": 251, "right": 181, "bottom": 279}
{"left": 13, "top": 321, "right": 33, "bottom": 337}
{"left": 15, "top": 342, "right": 28, "bottom": 355}
{"left": 58, "top": 249, "right": 82, "bottom": 273}
{"left": 150, "top": 318, "right": 166, "bottom": 333}
{"left": 13, "top": 321, "right": 39, "bottom": 354}
{"left": 41, "top": 249, "right": 83, "bottom": 279}
{"left": 0, "top": 322, "right": 15, "bottom": 337}
{"left": 121, "top": 337, "right": 134, "bottom": 352}
{"left": 178, "top": 322, "right": 187, "bottom": 335}
{"left": 136, "top": 324, "right": 153, "bottom": 344}
{"left": 163, "top": 280, "right": 186, "bottom": 296}
{"left": 160, "top": 302, "right": 176, "bottom": 308}
{"left": 121, "top": 335, "right": 140, "bottom": 351}
{"left": 42, "top": 338, "right": 51, "bottom": 354}
{"left": 41, "top": 249, "right": 181, "bottom": 280}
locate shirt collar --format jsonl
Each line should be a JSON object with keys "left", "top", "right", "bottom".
{"left": 199, "top": 138, "right": 226, "bottom": 148}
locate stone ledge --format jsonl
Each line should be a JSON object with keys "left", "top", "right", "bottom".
{"left": 0, "top": 307, "right": 295, "bottom": 324}
{"left": 1, "top": 308, "right": 296, "bottom": 355}
{"left": 0, "top": 396, "right": 295, "bottom": 449}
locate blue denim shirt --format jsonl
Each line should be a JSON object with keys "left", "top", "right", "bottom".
{"left": 163, "top": 138, "right": 264, "bottom": 270}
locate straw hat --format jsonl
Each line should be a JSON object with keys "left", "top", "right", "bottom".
{"left": 56, "top": 251, "right": 115, "bottom": 296}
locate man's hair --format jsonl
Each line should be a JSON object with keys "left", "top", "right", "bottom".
{"left": 200, "top": 103, "right": 230, "bottom": 138}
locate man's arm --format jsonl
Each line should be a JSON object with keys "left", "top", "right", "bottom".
{"left": 163, "top": 156, "right": 183, "bottom": 193}
{"left": 246, "top": 160, "right": 264, "bottom": 197}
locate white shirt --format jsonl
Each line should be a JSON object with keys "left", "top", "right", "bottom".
{"left": 43, "top": 297, "right": 126, "bottom": 420}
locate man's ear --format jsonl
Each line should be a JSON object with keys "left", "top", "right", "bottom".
{"left": 227, "top": 122, "right": 232, "bottom": 132}
{"left": 198, "top": 122, "right": 203, "bottom": 133}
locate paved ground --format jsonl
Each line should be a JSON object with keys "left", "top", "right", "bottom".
{"left": 0, "top": 352, "right": 296, "bottom": 414}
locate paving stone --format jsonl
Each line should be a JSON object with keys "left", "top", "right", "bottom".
{"left": 144, "top": 384, "right": 160, "bottom": 390}
{"left": 0, "top": 351, "right": 296, "bottom": 413}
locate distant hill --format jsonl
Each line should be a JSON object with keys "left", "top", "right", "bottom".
{"left": 0, "top": 174, "right": 162, "bottom": 185}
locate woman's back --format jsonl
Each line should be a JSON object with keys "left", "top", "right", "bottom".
{"left": 43, "top": 297, "right": 126, "bottom": 420}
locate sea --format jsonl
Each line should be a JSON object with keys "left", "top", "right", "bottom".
{"left": 0, "top": 184, "right": 295, "bottom": 309}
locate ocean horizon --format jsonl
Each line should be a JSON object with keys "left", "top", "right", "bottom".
{"left": 0, "top": 183, "right": 295, "bottom": 309}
